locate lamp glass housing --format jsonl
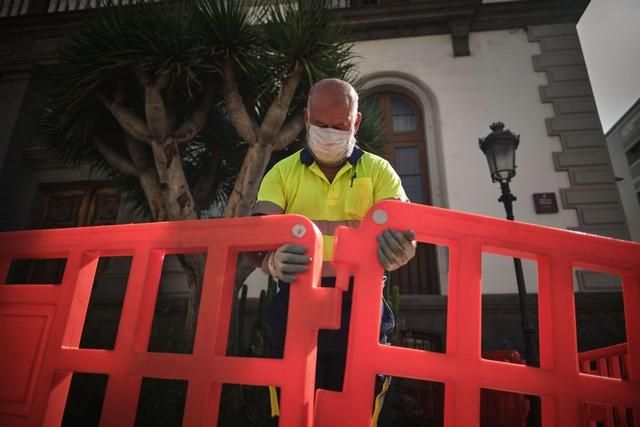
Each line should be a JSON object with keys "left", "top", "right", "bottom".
{"left": 479, "top": 122, "right": 520, "bottom": 183}
{"left": 484, "top": 139, "right": 517, "bottom": 182}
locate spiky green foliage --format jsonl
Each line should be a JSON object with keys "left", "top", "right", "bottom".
{"left": 40, "top": 0, "right": 211, "bottom": 156}
{"left": 260, "top": 1, "right": 355, "bottom": 104}
{"left": 37, "top": 0, "right": 375, "bottom": 218}
{"left": 37, "top": 0, "right": 240, "bottom": 215}
{"left": 197, "top": 0, "right": 263, "bottom": 65}
{"left": 263, "top": 1, "right": 355, "bottom": 83}
{"left": 198, "top": 0, "right": 356, "bottom": 113}
{"left": 355, "top": 96, "right": 387, "bottom": 156}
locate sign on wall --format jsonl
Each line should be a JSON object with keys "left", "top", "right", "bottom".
{"left": 532, "top": 192, "right": 559, "bottom": 214}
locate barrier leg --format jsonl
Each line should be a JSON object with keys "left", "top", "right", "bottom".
{"left": 42, "top": 371, "right": 72, "bottom": 427}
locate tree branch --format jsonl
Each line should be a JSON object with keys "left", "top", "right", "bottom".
{"left": 193, "top": 145, "right": 222, "bottom": 209}
{"left": 144, "top": 70, "right": 173, "bottom": 142}
{"left": 144, "top": 85, "right": 170, "bottom": 142}
{"left": 92, "top": 135, "right": 138, "bottom": 176}
{"left": 261, "top": 61, "right": 303, "bottom": 141}
{"left": 97, "top": 93, "right": 152, "bottom": 144}
{"left": 273, "top": 112, "right": 305, "bottom": 151}
{"left": 222, "top": 56, "right": 260, "bottom": 145}
{"left": 165, "top": 80, "right": 178, "bottom": 133}
{"left": 124, "top": 135, "right": 154, "bottom": 174}
{"left": 155, "top": 68, "right": 172, "bottom": 91}
{"left": 223, "top": 143, "right": 272, "bottom": 218}
{"left": 113, "top": 77, "right": 126, "bottom": 104}
{"left": 123, "top": 135, "right": 168, "bottom": 221}
{"left": 173, "top": 81, "right": 215, "bottom": 144}
{"left": 133, "top": 65, "right": 151, "bottom": 86}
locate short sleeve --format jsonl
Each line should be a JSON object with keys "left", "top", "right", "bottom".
{"left": 257, "top": 164, "right": 286, "bottom": 209}
{"left": 373, "top": 158, "right": 409, "bottom": 202}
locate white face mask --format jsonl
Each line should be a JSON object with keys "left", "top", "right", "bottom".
{"left": 307, "top": 124, "right": 356, "bottom": 166}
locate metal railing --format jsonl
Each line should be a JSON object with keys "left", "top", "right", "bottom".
{"left": 1, "top": 0, "right": 28, "bottom": 16}
{"left": 1, "top": 0, "right": 150, "bottom": 17}
{"left": 0, "top": 0, "right": 374, "bottom": 18}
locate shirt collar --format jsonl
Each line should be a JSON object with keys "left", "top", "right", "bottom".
{"left": 300, "top": 144, "right": 364, "bottom": 166}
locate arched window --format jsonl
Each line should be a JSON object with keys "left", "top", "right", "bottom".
{"left": 373, "top": 92, "right": 440, "bottom": 294}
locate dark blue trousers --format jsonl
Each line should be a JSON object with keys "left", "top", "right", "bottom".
{"left": 266, "top": 277, "right": 395, "bottom": 391}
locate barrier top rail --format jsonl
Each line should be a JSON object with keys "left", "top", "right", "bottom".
{"left": 0, "top": 215, "right": 340, "bottom": 427}
{"left": 316, "top": 200, "right": 640, "bottom": 427}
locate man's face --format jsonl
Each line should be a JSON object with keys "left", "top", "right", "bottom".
{"left": 304, "top": 89, "right": 362, "bottom": 133}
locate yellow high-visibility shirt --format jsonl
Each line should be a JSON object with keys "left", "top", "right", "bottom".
{"left": 257, "top": 146, "right": 407, "bottom": 261}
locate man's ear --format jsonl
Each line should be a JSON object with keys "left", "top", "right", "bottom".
{"left": 303, "top": 108, "right": 309, "bottom": 126}
{"left": 354, "top": 112, "right": 363, "bottom": 133}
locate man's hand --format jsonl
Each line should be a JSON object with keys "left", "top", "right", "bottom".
{"left": 264, "top": 244, "right": 311, "bottom": 283}
{"left": 377, "top": 229, "right": 416, "bottom": 271}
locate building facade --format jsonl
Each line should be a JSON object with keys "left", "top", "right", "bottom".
{"left": 0, "top": 2, "right": 632, "bottom": 419}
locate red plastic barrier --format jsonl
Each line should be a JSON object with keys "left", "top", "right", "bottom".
{"left": 0, "top": 215, "right": 341, "bottom": 426}
{"left": 2, "top": 201, "right": 639, "bottom": 427}
{"left": 579, "top": 343, "right": 635, "bottom": 426}
{"left": 481, "top": 351, "right": 530, "bottom": 427}
{"left": 317, "top": 200, "right": 640, "bottom": 427}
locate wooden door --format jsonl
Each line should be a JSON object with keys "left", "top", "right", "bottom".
{"left": 8, "top": 184, "right": 120, "bottom": 284}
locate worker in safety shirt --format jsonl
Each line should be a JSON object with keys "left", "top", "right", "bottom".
{"left": 254, "top": 78, "right": 416, "bottom": 423}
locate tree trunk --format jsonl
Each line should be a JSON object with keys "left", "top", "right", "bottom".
{"left": 125, "top": 137, "right": 169, "bottom": 221}
{"left": 193, "top": 146, "right": 222, "bottom": 210}
{"left": 223, "top": 143, "right": 273, "bottom": 218}
{"left": 177, "top": 253, "right": 206, "bottom": 353}
{"left": 150, "top": 140, "right": 198, "bottom": 220}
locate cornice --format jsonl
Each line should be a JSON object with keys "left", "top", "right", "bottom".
{"left": 335, "top": 1, "right": 587, "bottom": 56}
{"left": 0, "top": 1, "right": 589, "bottom": 77}
{"left": 0, "top": 1, "right": 589, "bottom": 41}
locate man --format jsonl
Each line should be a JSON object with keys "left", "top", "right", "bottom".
{"left": 254, "top": 78, "right": 416, "bottom": 421}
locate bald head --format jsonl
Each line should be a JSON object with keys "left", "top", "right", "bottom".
{"left": 304, "top": 79, "right": 362, "bottom": 167}
{"left": 307, "top": 79, "right": 359, "bottom": 123}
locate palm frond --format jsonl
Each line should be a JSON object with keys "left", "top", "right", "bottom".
{"left": 355, "top": 96, "right": 387, "bottom": 156}
{"left": 262, "top": 0, "right": 355, "bottom": 86}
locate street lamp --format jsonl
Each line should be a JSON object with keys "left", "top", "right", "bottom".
{"left": 479, "top": 122, "right": 538, "bottom": 367}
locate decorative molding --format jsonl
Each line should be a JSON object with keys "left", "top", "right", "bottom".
{"left": 539, "top": 82, "right": 592, "bottom": 101}
{"left": 578, "top": 206, "right": 626, "bottom": 225}
{"left": 358, "top": 72, "right": 449, "bottom": 210}
{"left": 528, "top": 23, "right": 630, "bottom": 291}
{"left": 569, "top": 167, "right": 615, "bottom": 186}
{"left": 357, "top": 72, "right": 451, "bottom": 291}
{"left": 546, "top": 114, "right": 601, "bottom": 134}
{"left": 546, "top": 66, "right": 589, "bottom": 83}
{"left": 449, "top": 19, "right": 471, "bottom": 57}
{"left": 552, "top": 97, "right": 596, "bottom": 115}
{"left": 560, "top": 187, "right": 620, "bottom": 207}
{"left": 533, "top": 51, "right": 585, "bottom": 69}
{"left": 553, "top": 149, "right": 611, "bottom": 169}
{"left": 0, "top": 0, "right": 588, "bottom": 77}
{"left": 560, "top": 131, "right": 606, "bottom": 149}
{"left": 539, "top": 35, "right": 580, "bottom": 52}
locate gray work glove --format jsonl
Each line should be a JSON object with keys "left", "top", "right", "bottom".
{"left": 377, "top": 229, "right": 417, "bottom": 271}
{"left": 264, "top": 244, "right": 310, "bottom": 283}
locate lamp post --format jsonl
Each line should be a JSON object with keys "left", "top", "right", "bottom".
{"left": 479, "top": 122, "right": 538, "bottom": 367}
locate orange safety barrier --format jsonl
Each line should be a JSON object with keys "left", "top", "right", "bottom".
{"left": 1, "top": 200, "right": 639, "bottom": 426}
{"left": 579, "top": 343, "right": 636, "bottom": 426}
{"left": 0, "top": 215, "right": 341, "bottom": 426}
{"left": 481, "top": 350, "right": 530, "bottom": 427}
{"left": 316, "top": 200, "right": 640, "bottom": 427}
